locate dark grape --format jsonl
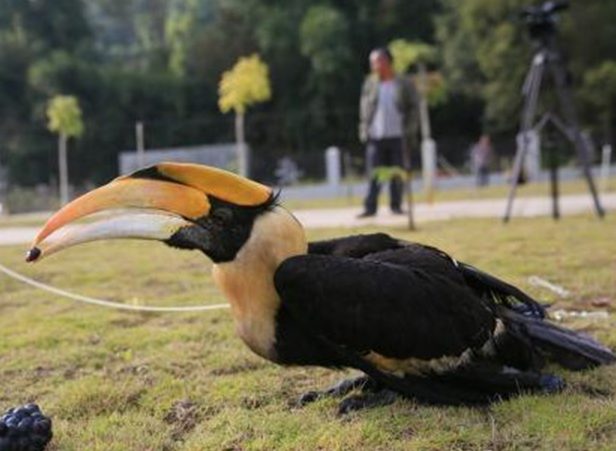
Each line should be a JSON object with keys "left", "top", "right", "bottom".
{"left": 0, "top": 404, "right": 52, "bottom": 451}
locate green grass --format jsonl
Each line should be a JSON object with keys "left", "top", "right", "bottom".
{"left": 1, "top": 215, "right": 616, "bottom": 450}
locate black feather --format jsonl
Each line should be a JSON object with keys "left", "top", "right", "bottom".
{"left": 498, "top": 307, "right": 616, "bottom": 370}
{"left": 458, "top": 262, "right": 547, "bottom": 319}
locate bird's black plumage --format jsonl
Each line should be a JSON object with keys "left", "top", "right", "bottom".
{"left": 272, "top": 233, "right": 614, "bottom": 405}
{"left": 275, "top": 253, "right": 495, "bottom": 361}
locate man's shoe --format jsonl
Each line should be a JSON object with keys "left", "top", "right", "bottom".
{"left": 356, "top": 211, "right": 376, "bottom": 219}
{"left": 391, "top": 208, "right": 405, "bottom": 215}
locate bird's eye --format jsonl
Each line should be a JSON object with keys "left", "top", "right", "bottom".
{"left": 212, "top": 208, "right": 233, "bottom": 222}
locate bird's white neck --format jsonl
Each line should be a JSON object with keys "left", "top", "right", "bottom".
{"left": 212, "top": 206, "right": 307, "bottom": 359}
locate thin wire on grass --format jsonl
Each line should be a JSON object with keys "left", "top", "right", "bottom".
{"left": 0, "top": 264, "right": 594, "bottom": 316}
{"left": 0, "top": 263, "right": 229, "bottom": 313}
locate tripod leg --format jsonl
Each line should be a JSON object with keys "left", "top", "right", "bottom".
{"left": 549, "top": 145, "right": 560, "bottom": 220}
{"left": 548, "top": 61, "right": 605, "bottom": 218}
{"left": 504, "top": 58, "right": 544, "bottom": 223}
{"left": 575, "top": 135, "right": 604, "bottom": 217}
{"left": 401, "top": 139, "right": 415, "bottom": 231}
{"left": 503, "top": 140, "right": 528, "bottom": 223}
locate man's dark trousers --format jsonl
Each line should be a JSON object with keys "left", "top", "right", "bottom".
{"left": 363, "top": 137, "right": 404, "bottom": 214}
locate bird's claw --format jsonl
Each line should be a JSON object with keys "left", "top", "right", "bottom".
{"left": 298, "top": 391, "right": 321, "bottom": 406}
{"left": 337, "top": 396, "right": 366, "bottom": 415}
{"left": 337, "top": 389, "right": 398, "bottom": 415}
{"left": 298, "top": 376, "right": 377, "bottom": 407}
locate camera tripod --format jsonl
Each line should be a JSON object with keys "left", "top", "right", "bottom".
{"left": 503, "top": 43, "right": 605, "bottom": 222}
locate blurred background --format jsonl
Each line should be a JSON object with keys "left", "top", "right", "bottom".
{"left": 0, "top": 0, "right": 615, "bottom": 213}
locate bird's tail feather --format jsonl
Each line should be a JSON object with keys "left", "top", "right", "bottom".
{"left": 458, "top": 262, "right": 547, "bottom": 319}
{"left": 499, "top": 308, "right": 615, "bottom": 370}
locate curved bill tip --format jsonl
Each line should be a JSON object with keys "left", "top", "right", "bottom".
{"left": 25, "top": 247, "right": 42, "bottom": 263}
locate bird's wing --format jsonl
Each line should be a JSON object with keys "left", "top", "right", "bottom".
{"left": 457, "top": 262, "right": 547, "bottom": 319}
{"left": 309, "top": 234, "right": 465, "bottom": 279}
{"left": 358, "top": 242, "right": 547, "bottom": 319}
{"left": 274, "top": 254, "right": 496, "bottom": 361}
{"left": 309, "top": 233, "right": 545, "bottom": 317}
{"left": 308, "top": 233, "right": 404, "bottom": 258}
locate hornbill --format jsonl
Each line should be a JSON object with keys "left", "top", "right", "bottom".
{"left": 26, "top": 163, "right": 614, "bottom": 413}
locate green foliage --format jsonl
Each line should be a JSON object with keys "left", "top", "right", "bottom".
{"left": 389, "top": 39, "right": 447, "bottom": 106}
{"left": 300, "top": 5, "right": 350, "bottom": 75}
{"left": 8, "top": 0, "right": 93, "bottom": 52}
{"left": 28, "top": 50, "right": 99, "bottom": 102}
{"left": 0, "top": 21, "right": 30, "bottom": 116}
{"left": 582, "top": 61, "right": 616, "bottom": 109}
{"left": 563, "top": 1, "right": 616, "bottom": 77}
{"left": 389, "top": 39, "right": 436, "bottom": 74}
{"left": 580, "top": 60, "right": 616, "bottom": 143}
{"left": 218, "top": 54, "right": 271, "bottom": 115}
{"left": 436, "top": 0, "right": 531, "bottom": 131}
{"left": 165, "top": 0, "right": 213, "bottom": 75}
{"left": 581, "top": 60, "right": 616, "bottom": 136}
{"left": 46, "top": 95, "right": 84, "bottom": 138}
{"left": 423, "top": 72, "right": 448, "bottom": 107}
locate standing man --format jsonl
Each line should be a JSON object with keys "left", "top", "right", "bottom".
{"left": 358, "top": 47, "right": 419, "bottom": 218}
{"left": 471, "top": 133, "right": 493, "bottom": 187}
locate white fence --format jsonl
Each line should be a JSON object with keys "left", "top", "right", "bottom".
{"left": 118, "top": 143, "right": 241, "bottom": 175}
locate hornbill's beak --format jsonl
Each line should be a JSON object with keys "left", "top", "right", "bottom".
{"left": 26, "top": 162, "right": 272, "bottom": 262}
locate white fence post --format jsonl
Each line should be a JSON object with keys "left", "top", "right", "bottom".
{"left": 136, "top": 121, "right": 145, "bottom": 169}
{"left": 601, "top": 144, "right": 612, "bottom": 193}
{"left": 421, "top": 138, "right": 437, "bottom": 201}
{"left": 325, "top": 146, "right": 341, "bottom": 188}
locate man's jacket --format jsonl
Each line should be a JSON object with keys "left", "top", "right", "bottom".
{"left": 359, "top": 74, "right": 420, "bottom": 147}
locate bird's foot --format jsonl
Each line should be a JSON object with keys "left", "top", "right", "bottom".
{"left": 338, "top": 389, "right": 398, "bottom": 415}
{"left": 299, "top": 376, "right": 378, "bottom": 406}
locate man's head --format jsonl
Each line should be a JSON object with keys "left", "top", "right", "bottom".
{"left": 480, "top": 134, "right": 491, "bottom": 145}
{"left": 369, "top": 47, "right": 394, "bottom": 80}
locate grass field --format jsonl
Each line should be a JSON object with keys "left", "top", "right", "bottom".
{"left": 1, "top": 215, "right": 616, "bottom": 450}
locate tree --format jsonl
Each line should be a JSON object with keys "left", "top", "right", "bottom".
{"left": 582, "top": 60, "right": 616, "bottom": 145}
{"left": 300, "top": 5, "right": 350, "bottom": 76}
{"left": 390, "top": 40, "right": 434, "bottom": 73}
{"left": 218, "top": 54, "right": 271, "bottom": 176}
{"left": 46, "top": 95, "right": 84, "bottom": 205}
{"left": 435, "top": 0, "right": 531, "bottom": 132}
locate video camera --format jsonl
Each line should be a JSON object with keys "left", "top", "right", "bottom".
{"left": 520, "top": 1, "right": 569, "bottom": 43}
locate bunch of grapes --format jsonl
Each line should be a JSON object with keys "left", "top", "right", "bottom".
{"left": 0, "top": 405, "right": 52, "bottom": 451}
